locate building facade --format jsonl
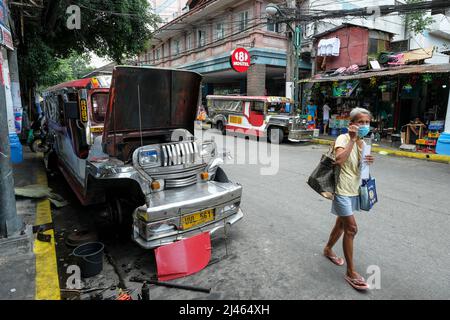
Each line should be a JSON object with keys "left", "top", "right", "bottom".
{"left": 151, "top": 0, "right": 189, "bottom": 25}
{"left": 138, "top": 0, "right": 312, "bottom": 98}
{"left": 300, "top": 0, "right": 450, "bottom": 70}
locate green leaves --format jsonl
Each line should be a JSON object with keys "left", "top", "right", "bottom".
{"left": 15, "top": 0, "right": 161, "bottom": 88}
{"left": 404, "top": 0, "right": 436, "bottom": 35}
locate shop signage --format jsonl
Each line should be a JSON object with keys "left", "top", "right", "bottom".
{"left": 0, "top": 1, "right": 13, "bottom": 51}
{"left": 230, "top": 48, "right": 251, "bottom": 73}
{"left": 0, "top": 0, "right": 6, "bottom": 28}
{"left": 0, "top": 25, "right": 13, "bottom": 50}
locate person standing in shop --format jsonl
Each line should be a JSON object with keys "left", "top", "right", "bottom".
{"left": 322, "top": 101, "right": 331, "bottom": 135}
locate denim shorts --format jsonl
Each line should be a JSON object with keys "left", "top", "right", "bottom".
{"left": 331, "top": 195, "right": 360, "bottom": 217}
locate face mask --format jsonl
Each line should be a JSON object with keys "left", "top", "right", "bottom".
{"left": 358, "top": 125, "right": 370, "bottom": 138}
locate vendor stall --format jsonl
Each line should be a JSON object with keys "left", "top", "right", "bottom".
{"left": 300, "top": 64, "right": 450, "bottom": 153}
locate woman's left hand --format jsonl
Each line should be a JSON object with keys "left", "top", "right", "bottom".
{"left": 365, "top": 155, "right": 375, "bottom": 165}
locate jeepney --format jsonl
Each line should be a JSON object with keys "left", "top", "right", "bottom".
{"left": 43, "top": 66, "right": 244, "bottom": 249}
{"left": 206, "top": 95, "right": 314, "bottom": 143}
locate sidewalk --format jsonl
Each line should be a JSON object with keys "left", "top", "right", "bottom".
{"left": 312, "top": 135, "right": 450, "bottom": 164}
{"left": 0, "top": 147, "right": 60, "bottom": 300}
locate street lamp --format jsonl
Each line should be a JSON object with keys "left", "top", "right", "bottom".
{"left": 265, "top": 3, "right": 281, "bottom": 17}
{"left": 265, "top": 3, "right": 301, "bottom": 112}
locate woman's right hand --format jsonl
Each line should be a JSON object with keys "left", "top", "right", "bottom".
{"left": 348, "top": 125, "right": 359, "bottom": 142}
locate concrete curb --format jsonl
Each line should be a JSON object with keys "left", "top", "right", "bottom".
{"left": 312, "top": 138, "right": 450, "bottom": 164}
{"left": 34, "top": 158, "right": 61, "bottom": 300}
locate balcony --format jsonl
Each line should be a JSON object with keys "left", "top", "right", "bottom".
{"left": 429, "top": 13, "right": 450, "bottom": 41}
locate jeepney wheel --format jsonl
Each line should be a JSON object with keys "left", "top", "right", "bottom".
{"left": 31, "top": 139, "right": 50, "bottom": 153}
{"left": 107, "top": 198, "right": 124, "bottom": 226}
{"left": 268, "top": 127, "right": 284, "bottom": 144}
{"left": 105, "top": 196, "right": 134, "bottom": 238}
{"left": 216, "top": 121, "right": 226, "bottom": 135}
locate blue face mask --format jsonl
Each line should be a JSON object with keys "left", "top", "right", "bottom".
{"left": 358, "top": 125, "right": 370, "bottom": 138}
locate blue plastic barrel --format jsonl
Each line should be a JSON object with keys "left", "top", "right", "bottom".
{"left": 331, "top": 128, "right": 339, "bottom": 137}
{"left": 9, "top": 133, "right": 23, "bottom": 164}
{"left": 436, "top": 132, "right": 450, "bottom": 155}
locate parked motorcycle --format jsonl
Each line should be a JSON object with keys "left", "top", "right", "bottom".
{"left": 27, "top": 114, "right": 50, "bottom": 153}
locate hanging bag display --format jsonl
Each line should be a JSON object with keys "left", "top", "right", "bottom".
{"left": 307, "top": 143, "right": 340, "bottom": 200}
{"left": 359, "top": 176, "right": 378, "bottom": 211}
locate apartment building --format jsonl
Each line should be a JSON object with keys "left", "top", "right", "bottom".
{"left": 301, "top": 0, "right": 450, "bottom": 66}
{"left": 151, "top": 0, "right": 189, "bottom": 25}
{"left": 138, "top": 0, "right": 312, "bottom": 97}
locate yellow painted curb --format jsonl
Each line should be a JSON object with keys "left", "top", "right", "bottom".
{"left": 34, "top": 170, "right": 61, "bottom": 300}
{"left": 312, "top": 139, "right": 450, "bottom": 164}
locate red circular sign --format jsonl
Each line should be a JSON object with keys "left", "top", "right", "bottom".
{"left": 230, "top": 48, "right": 251, "bottom": 73}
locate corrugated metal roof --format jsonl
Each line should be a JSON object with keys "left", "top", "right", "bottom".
{"left": 300, "top": 63, "right": 450, "bottom": 83}
{"left": 313, "top": 23, "right": 396, "bottom": 39}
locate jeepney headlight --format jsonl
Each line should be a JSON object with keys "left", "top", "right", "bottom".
{"left": 139, "top": 148, "right": 161, "bottom": 167}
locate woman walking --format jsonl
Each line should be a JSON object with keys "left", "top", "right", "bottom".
{"left": 323, "top": 107, "right": 375, "bottom": 291}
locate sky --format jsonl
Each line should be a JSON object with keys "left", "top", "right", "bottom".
{"left": 90, "top": 53, "right": 112, "bottom": 68}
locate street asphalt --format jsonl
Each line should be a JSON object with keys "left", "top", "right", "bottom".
{"left": 49, "top": 134, "right": 450, "bottom": 300}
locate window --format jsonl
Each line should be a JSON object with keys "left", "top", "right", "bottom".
{"left": 173, "top": 39, "right": 180, "bottom": 56}
{"left": 212, "top": 100, "right": 242, "bottom": 112}
{"left": 391, "top": 40, "right": 409, "bottom": 52}
{"left": 239, "top": 11, "right": 249, "bottom": 31}
{"left": 187, "top": 33, "right": 192, "bottom": 50}
{"left": 252, "top": 101, "right": 265, "bottom": 112}
{"left": 156, "top": 49, "right": 160, "bottom": 61}
{"left": 198, "top": 30, "right": 206, "bottom": 47}
{"left": 215, "top": 22, "right": 224, "bottom": 40}
{"left": 267, "top": 22, "right": 280, "bottom": 33}
{"left": 91, "top": 93, "right": 108, "bottom": 123}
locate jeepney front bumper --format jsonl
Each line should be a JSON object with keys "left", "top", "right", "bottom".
{"left": 132, "top": 180, "right": 243, "bottom": 249}
{"left": 288, "top": 129, "right": 314, "bottom": 142}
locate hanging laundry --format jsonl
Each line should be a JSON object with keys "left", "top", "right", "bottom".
{"left": 317, "top": 38, "right": 340, "bottom": 57}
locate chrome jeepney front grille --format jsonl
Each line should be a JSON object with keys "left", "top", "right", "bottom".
{"left": 161, "top": 141, "right": 199, "bottom": 167}
{"left": 165, "top": 174, "right": 198, "bottom": 188}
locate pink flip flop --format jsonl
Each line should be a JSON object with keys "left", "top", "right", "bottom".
{"left": 345, "top": 274, "right": 369, "bottom": 291}
{"left": 324, "top": 254, "right": 345, "bottom": 266}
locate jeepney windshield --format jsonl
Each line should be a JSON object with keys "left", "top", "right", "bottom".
{"left": 266, "top": 102, "right": 291, "bottom": 115}
{"left": 91, "top": 93, "right": 108, "bottom": 123}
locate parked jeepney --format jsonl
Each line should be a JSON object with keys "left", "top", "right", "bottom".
{"left": 206, "top": 95, "right": 314, "bottom": 143}
{"left": 42, "top": 66, "right": 244, "bottom": 249}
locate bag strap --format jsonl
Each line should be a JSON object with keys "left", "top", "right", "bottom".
{"left": 326, "top": 141, "right": 336, "bottom": 158}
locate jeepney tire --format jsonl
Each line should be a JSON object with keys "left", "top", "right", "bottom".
{"left": 31, "top": 139, "right": 50, "bottom": 153}
{"left": 105, "top": 196, "right": 133, "bottom": 238}
{"left": 216, "top": 121, "right": 226, "bottom": 135}
{"left": 268, "top": 127, "right": 284, "bottom": 144}
{"left": 44, "top": 150, "right": 58, "bottom": 174}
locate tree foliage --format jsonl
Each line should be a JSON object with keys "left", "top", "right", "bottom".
{"left": 37, "top": 51, "right": 95, "bottom": 90}
{"left": 12, "top": 0, "right": 161, "bottom": 88}
{"left": 404, "top": 0, "right": 435, "bottom": 35}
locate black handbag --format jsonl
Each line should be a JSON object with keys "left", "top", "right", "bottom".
{"left": 307, "top": 143, "right": 340, "bottom": 200}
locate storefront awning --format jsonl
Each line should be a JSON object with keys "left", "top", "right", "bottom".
{"left": 300, "top": 63, "right": 450, "bottom": 83}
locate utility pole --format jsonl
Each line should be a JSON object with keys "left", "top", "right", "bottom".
{"left": 0, "top": 3, "right": 23, "bottom": 239}
{"left": 268, "top": 1, "right": 301, "bottom": 110}
{"left": 0, "top": 69, "right": 22, "bottom": 238}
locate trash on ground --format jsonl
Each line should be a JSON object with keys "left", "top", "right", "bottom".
{"left": 14, "top": 184, "right": 68, "bottom": 207}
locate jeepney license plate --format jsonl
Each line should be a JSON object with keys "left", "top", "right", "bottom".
{"left": 181, "top": 209, "right": 215, "bottom": 230}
